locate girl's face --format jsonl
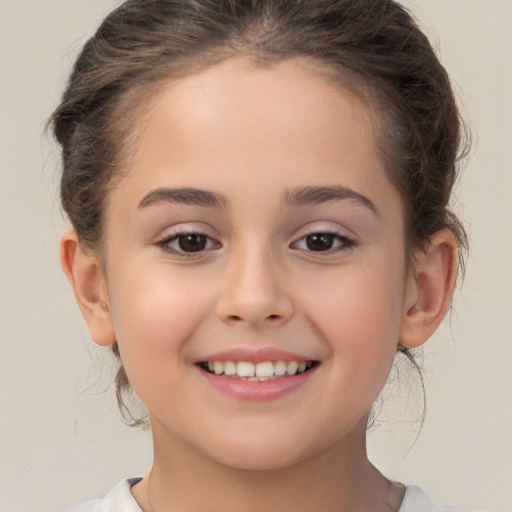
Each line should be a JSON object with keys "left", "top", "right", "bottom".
{"left": 101, "top": 58, "right": 413, "bottom": 469}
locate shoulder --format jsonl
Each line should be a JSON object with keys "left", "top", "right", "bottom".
{"left": 400, "top": 486, "right": 492, "bottom": 512}
{"left": 64, "top": 478, "right": 143, "bottom": 512}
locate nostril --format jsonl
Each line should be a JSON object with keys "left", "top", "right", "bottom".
{"left": 226, "top": 313, "right": 281, "bottom": 324}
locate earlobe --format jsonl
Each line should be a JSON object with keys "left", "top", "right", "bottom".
{"left": 60, "top": 229, "right": 116, "bottom": 347}
{"left": 399, "top": 229, "right": 457, "bottom": 348}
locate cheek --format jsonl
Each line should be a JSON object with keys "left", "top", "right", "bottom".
{"left": 299, "top": 256, "right": 406, "bottom": 383}
{"left": 306, "top": 260, "right": 404, "bottom": 331}
{"left": 106, "top": 265, "right": 214, "bottom": 388}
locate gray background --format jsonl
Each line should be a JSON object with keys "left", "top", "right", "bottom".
{"left": 0, "top": 1, "right": 511, "bottom": 510}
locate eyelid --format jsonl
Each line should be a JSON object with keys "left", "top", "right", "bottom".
{"left": 155, "top": 225, "right": 222, "bottom": 257}
{"left": 154, "top": 222, "right": 218, "bottom": 242}
{"left": 290, "top": 226, "right": 356, "bottom": 254}
{"left": 292, "top": 222, "right": 354, "bottom": 241}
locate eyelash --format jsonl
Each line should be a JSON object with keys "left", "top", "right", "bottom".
{"left": 291, "top": 231, "right": 356, "bottom": 254}
{"left": 156, "top": 230, "right": 356, "bottom": 257}
{"left": 156, "top": 231, "right": 221, "bottom": 257}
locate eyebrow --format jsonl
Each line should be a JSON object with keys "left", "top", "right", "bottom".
{"left": 137, "top": 185, "right": 379, "bottom": 216}
{"left": 285, "top": 185, "right": 380, "bottom": 216}
{"left": 138, "top": 187, "right": 230, "bottom": 210}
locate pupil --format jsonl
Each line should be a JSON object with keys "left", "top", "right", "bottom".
{"left": 179, "top": 234, "right": 206, "bottom": 252}
{"left": 306, "top": 233, "right": 334, "bottom": 251}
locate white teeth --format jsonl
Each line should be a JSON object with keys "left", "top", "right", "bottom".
{"left": 255, "top": 361, "right": 274, "bottom": 377}
{"left": 286, "top": 361, "right": 299, "bottom": 375}
{"left": 224, "top": 361, "right": 237, "bottom": 376}
{"left": 214, "top": 361, "right": 224, "bottom": 375}
{"left": 274, "top": 360, "right": 287, "bottom": 376}
{"left": 203, "top": 359, "right": 315, "bottom": 379}
{"left": 237, "top": 361, "right": 256, "bottom": 377}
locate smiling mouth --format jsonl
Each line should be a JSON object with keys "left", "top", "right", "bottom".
{"left": 198, "top": 360, "right": 318, "bottom": 381}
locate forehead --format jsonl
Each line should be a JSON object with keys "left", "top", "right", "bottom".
{"left": 131, "top": 59, "right": 377, "bottom": 170}
{"left": 107, "top": 57, "right": 400, "bottom": 222}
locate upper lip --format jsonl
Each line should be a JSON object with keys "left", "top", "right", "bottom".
{"left": 195, "top": 347, "right": 317, "bottom": 364}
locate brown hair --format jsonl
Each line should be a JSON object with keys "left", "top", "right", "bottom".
{"left": 50, "top": 0, "right": 468, "bottom": 425}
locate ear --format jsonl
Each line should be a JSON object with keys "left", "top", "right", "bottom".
{"left": 399, "top": 229, "right": 458, "bottom": 348}
{"left": 60, "top": 229, "right": 116, "bottom": 347}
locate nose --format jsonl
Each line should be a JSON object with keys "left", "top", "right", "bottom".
{"left": 216, "top": 245, "right": 294, "bottom": 328}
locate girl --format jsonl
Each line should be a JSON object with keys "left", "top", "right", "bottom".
{"left": 51, "top": 0, "right": 475, "bottom": 510}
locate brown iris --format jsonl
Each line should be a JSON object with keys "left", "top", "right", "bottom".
{"left": 306, "top": 233, "right": 336, "bottom": 251}
{"left": 178, "top": 234, "right": 208, "bottom": 252}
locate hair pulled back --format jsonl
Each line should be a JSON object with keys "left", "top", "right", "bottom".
{"left": 50, "top": 0, "right": 468, "bottom": 425}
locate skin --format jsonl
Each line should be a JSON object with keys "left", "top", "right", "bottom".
{"left": 61, "top": 57, "right": 457, "bottom": 512}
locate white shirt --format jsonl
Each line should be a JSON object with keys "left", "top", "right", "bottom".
{"left": 65, "top": 478, "right": 487, "bottom": 512}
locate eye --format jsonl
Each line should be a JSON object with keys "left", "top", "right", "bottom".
{"left": 292, "top": 232, "right": 354, "bottom": 253}
{"left": 157, "top": 232, "right": 220, "bottom": 255}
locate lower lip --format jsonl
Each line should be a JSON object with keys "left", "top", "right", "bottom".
{"left": 196, "top": 365, "right": 319, "bottom": 402}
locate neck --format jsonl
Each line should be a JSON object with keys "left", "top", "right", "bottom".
{"left": 132, "top": 417, "right": 401, "bottom": 512}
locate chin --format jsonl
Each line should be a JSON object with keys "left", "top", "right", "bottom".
{"left": 202, "top": 431, "right": 317, "bottom": 472}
